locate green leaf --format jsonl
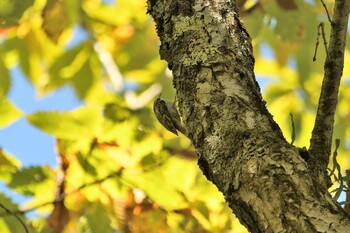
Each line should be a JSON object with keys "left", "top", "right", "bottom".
{"left": 124, "top": 168, "right": 188, "bottom": 210}
{"left": 46, "top": 43, "right": 91, "bottom": 92}
{"left": 0, "top": 0, "right": 34, "bottom": 27}
{"left": 265, "top": 84, "right": 293, "bottom": 101}
{"left": 42, "top": 0, "right": 67, "bottom": 43}
{"left": 0, "top": 98, "right": 23, "bottom": 128}
{"left": 62, "top": 0, "right": 81, "bottom": 25}
{"left": 0, "top": 149, "right": 21, "bottom": 182}
{"left": 27, "top": 111, "right": 82, "bottom": 140}
{"left": 8, "top": 166, "right": 53, "bottom": 196}
{"left": 1, "top": 37, "right": 31, "bottom": 77}
{"left": 79, "top": 148, "right": 121, "bottom": 177}
{"left": 103, "top": 103, "right": 131, "bottom": 122}
{"left": 84, "top": 4, "right": 121, "bottom": 26}
{"left": 26, "top": 106, "right": 103, "bottom": 140}
{"left": 0, "top": 193, "right": 28, "bottom": 233}
{"left": 71, "top": 59, "right": 94, "bottom": 99}
{"left": 81, "top": 183, "right": 101, "bottom": 202}
{"left": 70, "top": 106, "right": 104, "bottom": 135}
{"left": 243, "top": 10, "right": 264, "bottom": 39}
{"left": 190, "top": 175, "right": 225, "bottom": 204}
{"left": 85, "top": 202, "right": 115, "bottom": 233}
{"left": 0, "top": 58, "right": 11, "bottom": 96}
{"left": 76, "top": 152, "right": 98, "bottom": 176}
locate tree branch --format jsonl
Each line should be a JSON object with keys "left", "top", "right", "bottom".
{"left": 345, "top": 169, "right": 350, "bottom": 214}
{"left": 320, "top": 0, "right": 333, "bottom": 24}
{"left": 0, "top": 171, "right": 123, "bottom": 217}
{"left": 309, "top": 0, "right": 350, "bottom": 186}
{"left": 147, "top": 0, "right": 350, "bottom": 231}
{"left": 0, "top": 202, "right": 28, "bottom": 233}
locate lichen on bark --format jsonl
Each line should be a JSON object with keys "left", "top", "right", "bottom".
{"left": 148, "top": 0, "right": 350, "bottom": 232}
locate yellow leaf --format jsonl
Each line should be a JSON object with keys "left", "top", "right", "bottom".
{"left": 0, "top": 98, "right": 23, "bottom": 128}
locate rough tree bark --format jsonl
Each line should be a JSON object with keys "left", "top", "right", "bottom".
{"left": 147, "top": 0, "right": 350, "bottom": 232}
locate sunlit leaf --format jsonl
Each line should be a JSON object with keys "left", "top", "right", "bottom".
{"left": 81, "top": 185, "right": 101, "bottom": 202}
{"left": 83, "top": 3, "right": 120, "bottom": 26}
{"left": 62, "top": 0, "right": 81, "bottom": 25}
{"left": 26, "top": 106, "right": 103, "bottom": 140}
{"left": 69, "top": 106, "right": 104, "bottom": 136}
{"left": 74, "top": 147, "right": 121, "bottom": 181}
{"left": 27, "top": 111, "right": 84, "bottom": 140}
{"left": 124, "top": 168, "right": 188, "bottom": 210}
{"left": 0, "top": 149, "right": 21, "bottom": 182}
{"left": 71, "top": 57, "right": 95, "bottom": 99}
{"left": 162, "top": 157, "right": 198, "bottom": 192}
{"left": 254, "top": 58, "right": 295, "bottom": 79}
{"left": 1, "top": 37, "right": 31, "bottom": 77}
{"left": 112, "top": 24, "right": 135, "bottom": 42}
{"left": 0, "top": 98, "right": 23, "bottom": 128}
{"left": 83, "top": 0, "right": 148, "bottom": 27}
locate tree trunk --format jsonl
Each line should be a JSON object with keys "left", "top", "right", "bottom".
{"left": 147, "top": 0, "right": 350, "bottom": 232}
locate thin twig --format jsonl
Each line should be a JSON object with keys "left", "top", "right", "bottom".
{"left": 0, "top": 171, "right": 122, "bottom": 216}
{"left": 345, "top": 169, "right": 350, "bottom": 214}
{"left": 290, "top": 113, "right": 295, "bottom": 145}
{"left": 313, "top": 23, "right": 329, "bottom": 62}
{"left": 0, "top": 202, "right": 28, "bottom": 233}
{"left": 320, "top": 0, "right": 333, "bottom": 24}
{"left": 328, "top": 139, "right": 341, "bottom": 177}
{"left": 329, "top": 139, "right": 343, "bottom": 201}
{"left": 0, "top": 162, "right": 165, "bottom": 218}
{"left": 94, "top": 41, "right": 125, "bottom": 92}
{"left": 319, "top": 23, "right": 330, "bottom": 61}
{"left": 313, "top": 24, "right": 321, "bottom": 61}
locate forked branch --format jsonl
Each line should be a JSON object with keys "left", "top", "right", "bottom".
{"left": 309, "top": 0, "right": 350, "bottom": 185}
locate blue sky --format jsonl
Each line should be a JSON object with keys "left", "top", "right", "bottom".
{"left": 0, "top": 68, "right": 82, "bottom": 208}
{"left": 0, "top": 25, "right": 90, "bottom": 167}
{"left": 0, "top": 68, "right": 82, "bottom": 167}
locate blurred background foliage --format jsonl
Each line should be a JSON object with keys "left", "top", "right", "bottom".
{"left": 0, "top": 0, "right": 349, "bottom": 232}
